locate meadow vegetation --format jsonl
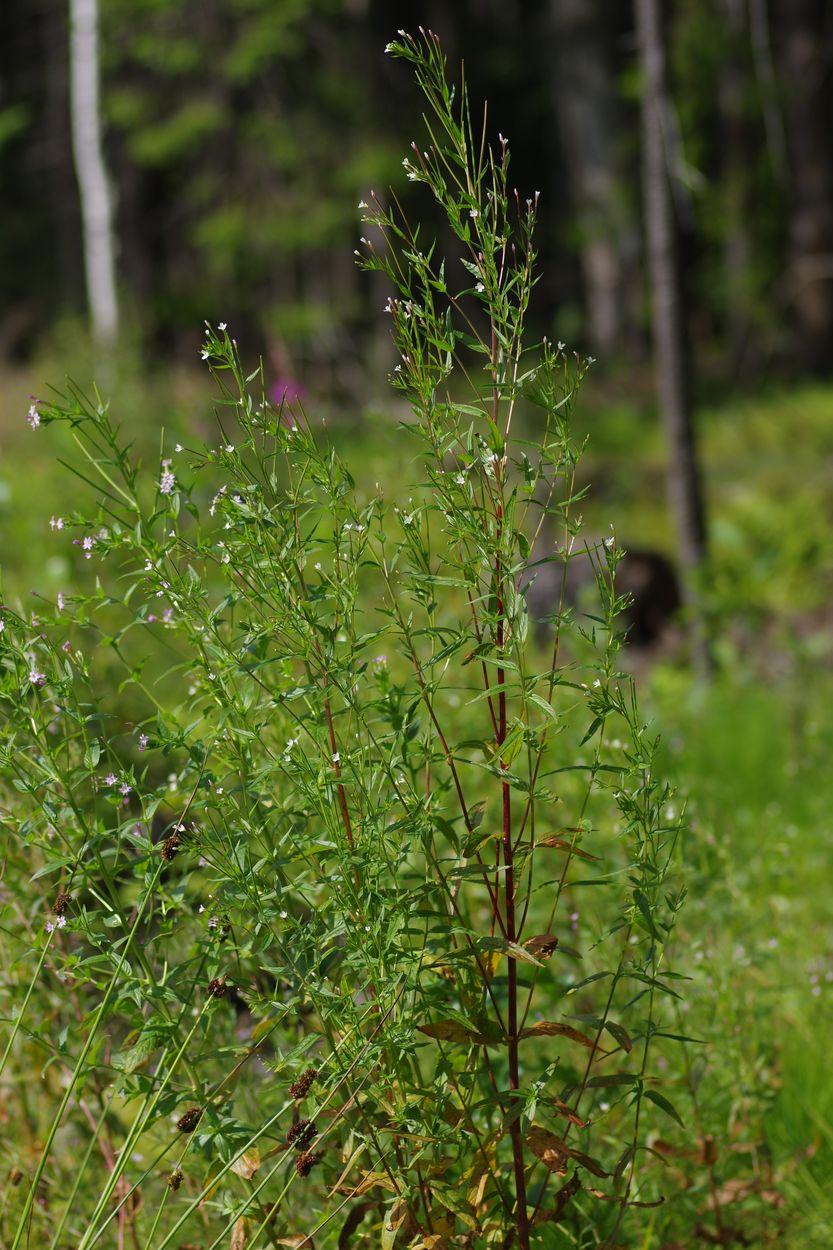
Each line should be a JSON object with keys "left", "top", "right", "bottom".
{"left": 1, "top": 29, "right": 832, "bottom": 1250}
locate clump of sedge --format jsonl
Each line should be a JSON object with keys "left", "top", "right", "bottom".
{"left": 176, "top": 1107, "right": 202, "bottom": 1134}
{"left": 207, "top": 977, "right": 226, "bottom": 998}
{"left": 295, "top": 1150, "right": 323, "bottom": 1178}
{"left": 288, "top": 1067, "right": 317, "bottom": 1101}
{"left": 167, "top": 1168, "right": 183, "bottom": 1191}
{"left": 52, "top": 891, "right": 72, "bottom": 916}
{"left": 286, "top": 1119, "right": 317, "bottom": 1151}
{"left": 160, "top": 833, "right": 180, "bottom": 862}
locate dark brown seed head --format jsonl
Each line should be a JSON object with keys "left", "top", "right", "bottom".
{"left": 294, "top": 1150, "right": 323, "bottom": 1178}
{"left": 167, "top": 1168, "right": 183, "bottom": 1191}
{"left": 176, "top": 1107, "right": 202, "bottom": 1134}
{"left": 286, "top": 1119, "right": 317, "bottom": 1151}
{"left": 8, "top": 1166, "right": 23, "bottom": 1187}
{"left": 207, "top": 977, "right": 226, "bottom": 999}
{"left": 52, "top": 891, "right": 72, "bottom": 916}
{"left": 160, "top": 834, "right": 180, "bottom": 862}
{"left": 288, "top": 1067, "right": 318, "bottom": 1101}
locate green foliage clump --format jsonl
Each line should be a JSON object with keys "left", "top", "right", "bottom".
{"left": 0, "top": 33, "right": 688, "bottom": 1248}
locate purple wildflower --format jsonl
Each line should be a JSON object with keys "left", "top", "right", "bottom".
{"left": 28, "top": 669, "right": 46, "bottom": 686}
{"left": 26, "top": 404, "right": 40, "bottom": 430}
{"left": 138, "top": 733, "right": 148, "bottom": 751}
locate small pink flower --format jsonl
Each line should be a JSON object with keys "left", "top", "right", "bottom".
{"left": 160, "top": 461, "right": 176, "bottom": 495}
{"left": 28, "top": 669, "right": 46, "bottom": 686}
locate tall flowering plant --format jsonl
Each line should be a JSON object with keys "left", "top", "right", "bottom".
{"left": 0, "top": 31, "right": 688, "bottom": 1250}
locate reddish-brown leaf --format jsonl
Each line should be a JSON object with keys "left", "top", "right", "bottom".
{"left": 527, "top": 1126, "right": 570, "bottom": 1175}
{"left": 549, "top": 1098, "right": 588, "bottom": 1129}
{"left": 519, "top": 1021, "right": 596, "bottom": 1048}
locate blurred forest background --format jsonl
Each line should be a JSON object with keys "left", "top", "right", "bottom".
{"left": 4, "top": 0, "right": 833, "bottom": 378}
{"left": 4, "top": 0, "right": 833, "bottom": 660}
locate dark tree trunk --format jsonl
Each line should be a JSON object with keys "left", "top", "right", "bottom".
{"left": 774, "top": 0, "right": 833, "bottom": 373}
{"left": 718, "top": 0, "right": 753, "bottom": 366}
{"left": 550, "top": 0, "right": 633, "bottom": 358}
{"left": 635, "top": 0, "right": 710, "bottom": 676}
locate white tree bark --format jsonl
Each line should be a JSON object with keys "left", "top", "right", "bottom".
{"left": 69, "top": 0, "right": 118, "bottom": 346}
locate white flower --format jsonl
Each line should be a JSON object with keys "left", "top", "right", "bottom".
{"left": 175, "top": 443, "right": 183, "bottom": 453}
{"left": 49, "top": 516, "right": 64, "bottom": 530}
{"left": 218, "top": 322, "right": 227, "bottom": 331}
{"left": 200, "top": 349, "right": 209, "bottom": 361}
{"left": 332, "top": 752, "right": 340, "bottom": 764}
{"left": 26, "top": 404, "right": 40, "bottom": 430}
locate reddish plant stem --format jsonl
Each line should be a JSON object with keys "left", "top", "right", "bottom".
{"left": 495, "top": 524, "right": 529, "bottom": 1249}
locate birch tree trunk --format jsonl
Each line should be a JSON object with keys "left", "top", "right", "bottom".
{"left": 635, "top": 0, "right": 710, "bottom": 676}
{"left": 69, "top": 0, "right": 118, "bottom": 347}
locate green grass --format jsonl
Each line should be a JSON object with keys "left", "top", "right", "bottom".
{"left": 644, "top": 672, "right": 833, "bottom": 1245}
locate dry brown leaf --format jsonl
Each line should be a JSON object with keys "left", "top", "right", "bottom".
{"left": 519, "top": 1021, "right": 596, "bottom": 1048}
{"left": 230, "top": 1147, "right": 260, "bottom": 1180}
{"left": 564, "top": 1146, "right": 611, "bottom": 1179}
{"left": 230, "top": 1217, "right": 249, "bottom": 1250}
{"left": 334, "top": 1170, "right": 398, "bottom": 1198}
{"left": 527, "top": 1126, "right": 570, "bottom": 1174}
{"left": 527, "top": 1127, "right": 610, "bottom": 1180}
{"left": 549, "top": 1098, "right": 588, "bottom": 1128}
{"left": 523, "top": 934, "right": 559, "bottom": 959}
